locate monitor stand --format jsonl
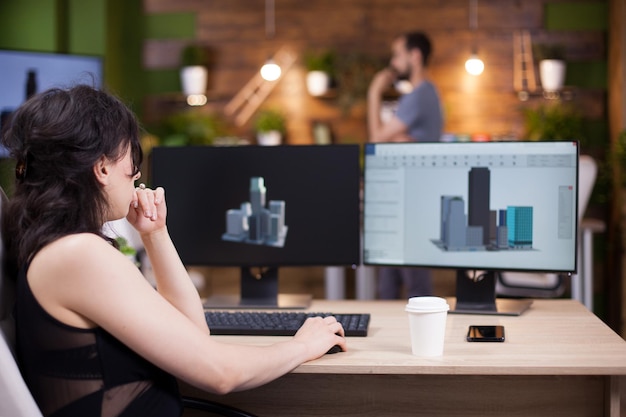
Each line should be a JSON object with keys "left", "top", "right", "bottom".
{"left": 203, "top": 267, "right": 312, "bottom": 310}
{"left": 449, "top": 270, "right": 533, "bottom": 316}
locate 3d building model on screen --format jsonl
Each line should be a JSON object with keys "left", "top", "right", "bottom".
{"left": 222, "top": 177, "right": 288, "bottom": 247}
{"left": 432, "top": 167, "right": 534, "bottom": 252}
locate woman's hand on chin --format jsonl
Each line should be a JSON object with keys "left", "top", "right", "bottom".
{"left": 127, "top": 184, "right": 167, "bottom": 234}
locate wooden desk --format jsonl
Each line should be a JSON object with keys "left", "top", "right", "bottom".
{"left": 182, "top": 299, "right": 626, "bottom": 417}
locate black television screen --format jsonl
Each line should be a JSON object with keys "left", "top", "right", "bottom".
{"left": 150, "top": 145, "right": 361, "bottom": 308}
{"left": 363, "top": 141, "right": 579, "bottom": 315}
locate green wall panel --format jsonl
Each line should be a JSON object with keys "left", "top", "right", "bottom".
{"left": 545, "top": 2, "right": 608, "bottom": 31}
{"left": 105, "top": 0, "right": 144, "bottom": 116}
{"left": 0, "top": 0, "right": 57, "bottom": 51}
{"left": 68, "top": 0, "right": 106, "bottom": 55}
{"left": 566, "top": 61, "right": 607, "bottom": 89}
{"left": 144, "top": 13, "right": 196, "bottom": 39}
{"left": 144, "top": 69, "right": 180, "bottom": 95}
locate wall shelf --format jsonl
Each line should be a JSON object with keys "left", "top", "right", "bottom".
{"left": 516, "top": 86, "right": 577, "bottom": 102}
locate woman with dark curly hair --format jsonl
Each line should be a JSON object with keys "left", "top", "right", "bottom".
{"left": 2, "top": 85, "right": 346, "bottom": 417}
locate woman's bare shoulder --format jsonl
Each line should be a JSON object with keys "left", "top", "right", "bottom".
{"left": 30, "top": 233, "right": 121, "bottom": 279}
{"left": 28, "top": 233, "right": 133, "bottom": 328}
{"left": 39, "top": 233, "right": 114, "bottom": 257}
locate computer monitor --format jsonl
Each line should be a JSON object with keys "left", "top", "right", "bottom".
{"left": 150, "top": 144, "right": 361, "bottom": 309}
{"left": 0, "top": 49, "right": 103, "bottom": 151}
{"left": 363, "top": 141, "right": 579, "bottom": 315}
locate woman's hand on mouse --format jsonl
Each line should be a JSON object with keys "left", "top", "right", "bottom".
{"left": 293, "top": 315, "right": 347, "bottom": 360}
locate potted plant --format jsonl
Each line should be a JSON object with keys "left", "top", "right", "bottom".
{"left": 115, "top": 236, "right": 139, "bottom": 267}
{"left": 254, "top": 109, "right": 286, "bottom": 146}
{"left": 156, "top": 109, "right": 230, "bottom": 147}
{"left": 180, "top": 43, "right": 210, "bottom": 96}
{"left": 303, "top": 49, "right": 335, "bottom": 96}
{"left": 334, "top": 52, "right": 383, "bottom": 114}
{"left": 521, "top": 103, "right": 584, "bottom": 142}
{"left": 533, "top": 43, "right": 567, "bottom": 92}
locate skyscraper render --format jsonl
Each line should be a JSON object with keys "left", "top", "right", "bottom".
{"left": 435, "top": 167, "right": 534, "bottom": 252}
{"left": 468, "top": 167, "right": 491, "bottom": 246}
{"left": 222, "top": 177, "right": 288, "bottom": 247}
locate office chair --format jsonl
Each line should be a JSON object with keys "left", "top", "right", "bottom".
{"left": 0, "top": 187, "right": 257, "bottom": 417}
{"left": 496, "top": 155, "right": 603, "bottom": 308}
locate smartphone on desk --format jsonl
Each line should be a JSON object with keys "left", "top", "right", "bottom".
{"left": 466, "top": 325, "right": 505, "bottom": 342}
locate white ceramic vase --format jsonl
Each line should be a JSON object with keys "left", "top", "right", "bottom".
{"left": 539, "top": 60, "right": 566, "bottom": 92}
{"left": 180, "top": 65, "right": 208, "bottom": 95}
{"left": 257, "top": 130, "right": 282, "bottom": 146}
{"left": 306, "top": 71, "right": 330, "bottom": 96}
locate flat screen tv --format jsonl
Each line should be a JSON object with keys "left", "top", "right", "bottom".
{"left": 0, "top": 49, "right": 103, "bottom": 143}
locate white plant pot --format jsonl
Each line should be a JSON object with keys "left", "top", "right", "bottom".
{"left": 180, "top": 65, "right": 208, "bottom": 95}
{"left": 257, "top": 130, "right": 282, "bottom": 146}
{"left": 539, "top": 59, "right": 566, "bottom": 92}
{"left": 306, "top": 71, "right": 330, "bottom": 96}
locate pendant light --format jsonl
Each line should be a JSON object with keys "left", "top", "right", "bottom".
{"left": 260, "top": 0, "right": 282, "bottom": 81}
{"left": 465, "top": 52, "right": 485, "bottom": 76}
{"left": 465, "top": 0, "right": 484, "bottom": 76}
{"left": 260, "top": 59, "right": 281, "bottom": 81}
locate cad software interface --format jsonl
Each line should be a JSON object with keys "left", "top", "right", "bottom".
{"left": 363, "top": 141, "right": 579, "bottom": 272}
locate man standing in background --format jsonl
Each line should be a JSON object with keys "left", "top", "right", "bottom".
{"left": 367, "top": 31, "right": 443, "bottom": 298}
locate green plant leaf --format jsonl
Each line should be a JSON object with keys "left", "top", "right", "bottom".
{"left": 115, "top": 237, "right": 136, "bottom": 256}
{"left": 254, "top": 109, "right": 286, "bottom": 133}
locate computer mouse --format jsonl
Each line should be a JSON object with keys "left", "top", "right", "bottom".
{"left": 326, "top": 344, "right": 343, "bottom": 354}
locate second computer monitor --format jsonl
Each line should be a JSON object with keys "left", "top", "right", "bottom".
{"left": 363, "top": 141, "right": 579, "bottom": 314}
{"left": 150, "top": 144, "right": 361, "bottom": 308}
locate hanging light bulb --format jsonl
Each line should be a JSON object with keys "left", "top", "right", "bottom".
{"left": 259, "top": 0, "right": 281, "bottom": 81}
{"left": 465, "top": 0, "right": 484, "bottom": 76}
{"left": 265, "top": 0, "right": 276, "bottom": 38}
{"left": 465, "top": 53, "right": 484, "bottom": 76}
{"left": 260, "top": 59, "right": 281, "bottom": 81}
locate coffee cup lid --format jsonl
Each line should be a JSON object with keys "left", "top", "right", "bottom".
{"left": 405, "top": 296, "right": 450, "bottom": 313}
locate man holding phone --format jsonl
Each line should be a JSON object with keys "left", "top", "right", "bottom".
{"left": 367, "top": 31, "right": 443, "bottom": 298}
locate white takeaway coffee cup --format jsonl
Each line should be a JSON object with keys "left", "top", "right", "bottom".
{"left": 405, "top": 296, "right": 450, "bottom": 356}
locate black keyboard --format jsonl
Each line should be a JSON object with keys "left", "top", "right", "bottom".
{"left": 205, "top": 311, "right": 370, "bottom": 337}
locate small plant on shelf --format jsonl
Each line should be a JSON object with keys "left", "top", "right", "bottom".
{"left": 532, "top": 43, "right": 567, "bottom": 92}
{"left": 179, "top": 43, "right": 215, "bottom": 96}
{"left": 304, "top": 49, "right": 336, "bottom": 75}
{"left": 254, "top": 109, "right": 286, "bottom": 134}
{"left": 254, "top": 109, "right": 286, "bottom": 146}
{"left": 303, "top": 49, "right": 336, "bottom": 96}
